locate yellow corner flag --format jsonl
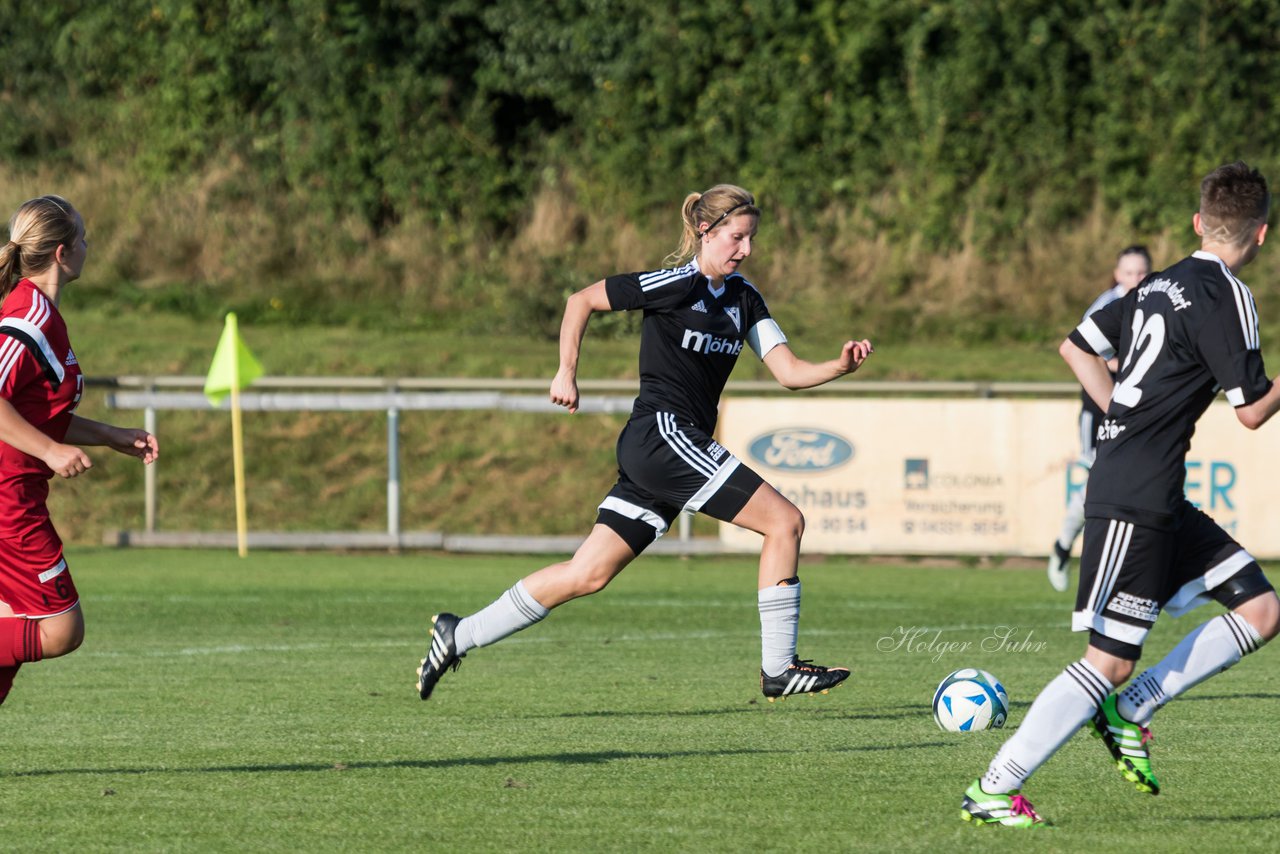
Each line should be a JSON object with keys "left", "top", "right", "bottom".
{"left": 204, "top": 312, "right": 264, "bottom": 406}
{"left": 204, "top": 313, "right": 262, "bottom": 557}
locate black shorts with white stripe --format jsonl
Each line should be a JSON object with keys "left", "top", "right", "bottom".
{"left": 595, "top": 412, "right": 765, "bottom": 554}
{"left": 1074, "top": 500, "right": 1270, "bottom": 660}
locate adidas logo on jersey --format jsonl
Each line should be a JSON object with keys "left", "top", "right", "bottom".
{"left": 691, "top": 300, "right": 708, "bottom": 313}
{"left": 64, "top": 348, "right": 78, "bottom": 366}
{"left": 681, "top": 328, "right": 743, "bottom": 356}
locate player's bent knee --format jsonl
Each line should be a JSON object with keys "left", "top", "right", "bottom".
{"left": 1212, "top": 568, "right": 1279, "bottom": 640}
{"left": 50, "top": 633, "right": 84, "bottom": 658}
{"left": 1235, "top": 591, "right": 1280, "bottom": 642}
{"left": 38, "top": 617, "right": 84, "bottom": 659}
{"left": 565, "top": 559, "right": 621, "bottom": 597}
{"left": 576, "top": 572, "right": 613, "bottom": 596}
{"left": 766, "top": 505, "right": 804, "bottom": 541}
{"left": 1087, "top": 632, "right": 1139, "bottom": 683}
{"left": 1098, "top": 658, "right": 1135, "bottom": 685}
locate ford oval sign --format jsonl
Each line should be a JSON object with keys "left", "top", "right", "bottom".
{"left": 748, "top": 429, "right": 854, "bottom": 472}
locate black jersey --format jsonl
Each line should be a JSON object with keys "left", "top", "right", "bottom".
{"left": 1069, "top": 250, "right": 1272, "bottom": 529}
{"left": 1079, "top": 284, "right": 1128, "bottom": 433}
{"left": 605, "top": 257, "right": 786, "bottom": 433}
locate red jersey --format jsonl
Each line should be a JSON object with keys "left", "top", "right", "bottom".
{"left": 0, "top": 279, "right": 84, "bottom": 534}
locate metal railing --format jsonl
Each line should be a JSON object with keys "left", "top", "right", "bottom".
{"left": 98, "top": 376, "right": 1080, "bottom": 550}
{"left": 99, "top": 375, "right": 1081, "bottom": 395}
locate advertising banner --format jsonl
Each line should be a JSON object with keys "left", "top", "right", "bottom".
{"left": 718, "top": 398, "right": 1263, "bottom": 556}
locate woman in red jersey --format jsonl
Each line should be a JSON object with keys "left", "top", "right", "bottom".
{"left": 0, "top": 195, "right": 158, "bottom": 706}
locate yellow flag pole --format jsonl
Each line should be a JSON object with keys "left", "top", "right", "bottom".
{"left": 230, "top": 379, "right": 249, "bottom": 558}
{"left": 204, "top": 312, "right": 262, "bottom": 557}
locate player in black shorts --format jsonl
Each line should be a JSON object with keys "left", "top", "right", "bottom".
{"left": 416, "top": 184, "right": 874, "bottom": 703}
{"left": 961, "top": 162, "right": 1280, "bottom": 827}
{"left": 1048, "top": 246, "right": 1152, "bottom": 592}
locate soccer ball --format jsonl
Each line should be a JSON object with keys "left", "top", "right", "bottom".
{"left": 932, "top": 668, "right": 1009, "bottom": 732}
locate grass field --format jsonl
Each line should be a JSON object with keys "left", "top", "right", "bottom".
{"left": 3, "top": 550, "right": 1278, "bottom": 851}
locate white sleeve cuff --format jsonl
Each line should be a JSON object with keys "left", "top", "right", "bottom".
{"left": 746, "top": 319, "right": 787, "bottom": 360}
{"left": 1076, "top": 317, "right": 1116, "bottom": 361}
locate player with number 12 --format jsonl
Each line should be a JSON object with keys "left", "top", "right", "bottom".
{"left": 961, "top": 161, "right": 1280, "bottom": 826}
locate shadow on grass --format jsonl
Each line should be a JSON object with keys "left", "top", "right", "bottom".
{"left": 1180, "top": 812, "right": 1280, "bottom": 823}
{"left": 546, "top": 703, "right": 924, "bottom": 720}
{"left": 4, "top": 741, "right": 954, "bottom": 778}
{"left": 1172, "top": 692, "right": 1280, "bottom": 702}
{"left": 831, "top": 709, "right": 930, "bottom": 722}
{"left": 546, "top": 706, "right": 761, "bottom": 719}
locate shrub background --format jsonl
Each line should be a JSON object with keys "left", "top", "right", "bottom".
{"left": 5, "top": 1, "right": 1280, "bottom": 342}
{"left": 6, "top": 2, "right": 1280, "bottom": 541}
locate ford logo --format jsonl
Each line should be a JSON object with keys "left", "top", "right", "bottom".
{"left": 748, "top": 429, "right": 854, "bottom": 472}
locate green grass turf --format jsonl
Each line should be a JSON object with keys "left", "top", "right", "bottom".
{"left": 3, "top": 550, "right": 1277, "bottom": 851}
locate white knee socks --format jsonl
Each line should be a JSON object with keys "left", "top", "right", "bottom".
{"left": 982, "top": 659, "right": 1113, "bottom": 794}
{"left": 1118, "top": 612, "right": 1264, "bottom": 725}
{"left": 758, "top": 581, "right": 801, "bottom": 677}
{"left": 453, "top": 580, "right": 550, "bottom": 655}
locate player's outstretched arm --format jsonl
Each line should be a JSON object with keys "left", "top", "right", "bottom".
{"left": 1060, "top": 337, "right": 1113, "bottom": 411}
{"left": 550, "top": 279, "right": 613, "bottom": 414}
{"left": 763, "top": 338, "right": 874, "bottom": 390}
{"left": 65, "top": 415, "right": 159, "bottom": 463}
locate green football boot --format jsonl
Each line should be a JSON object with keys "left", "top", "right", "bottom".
{"left": 960, "top": 779, "right": 1051, "bottom": 828}
{"left": 1091, "top": 694, "right": 1160, "bottom": 795}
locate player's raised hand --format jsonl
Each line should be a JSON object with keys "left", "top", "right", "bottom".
{"left": 550, "top": 368, "right": 580, "bottom": 414}
{"left": 44, "top": 443, "right": 93, "bottom": 479}
{"left": 839, "top": 339, "right": 874, "bottom": 374}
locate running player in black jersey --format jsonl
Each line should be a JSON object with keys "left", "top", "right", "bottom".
{"left": 416, "top": 184, "right": 874, "bottom": 703}
{"left": 961, "top": 162, "right": 1280, "bottom": 827}
{"left": 1048, "top": 246, "right": 1152, "bottom": 593}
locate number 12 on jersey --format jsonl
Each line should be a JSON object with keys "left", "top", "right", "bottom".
{"left": 1112, "top": 309, "right": 1166, "bottom": 407}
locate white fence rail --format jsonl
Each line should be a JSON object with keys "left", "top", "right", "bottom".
{"left": 99, "top": 376, "right": 1078, "bottom": 552}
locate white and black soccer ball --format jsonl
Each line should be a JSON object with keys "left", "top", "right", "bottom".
{"left": 932, "top": 668, "right": 1009, "bottom": 732}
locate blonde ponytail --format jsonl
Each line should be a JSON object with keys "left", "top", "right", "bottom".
{"left": 2, "top": 195, "right": 80, "bottom": 299}
{"left": 0, "top": 242, "right": 20, "bottom": 298}
{"left": 664, "top": 184, "right": 759, "bottom": 266}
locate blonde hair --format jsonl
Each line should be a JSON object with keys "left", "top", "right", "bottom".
{"left": 665, "top": 184, "right": 759, "bottom": 265}
{"left": 0, "top": 195, "right": 81, "bottom": 298}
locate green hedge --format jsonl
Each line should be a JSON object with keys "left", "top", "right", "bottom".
{"left": 5, "top": 1, "right": 1280, "bottom": 253}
